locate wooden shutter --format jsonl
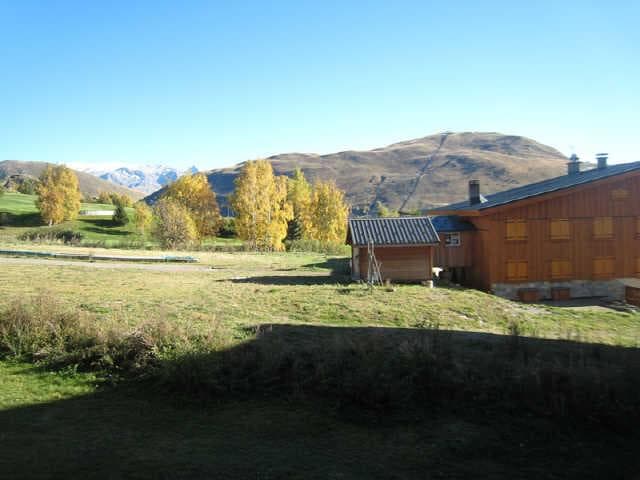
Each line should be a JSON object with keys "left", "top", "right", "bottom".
{"left": 551, "top": 260, "right": 572, "bottom": 279}
{"left": 507, "top": 261, "right": 528, "bottom": 281}
{"left": 506, "top": 220, "right": 527, "bottom": 241}
{"left": 593, "top": 217, "right": 613, "bottom": 239}
{"left": 593, "top": 257, "right": 614, "bottom": 277}
{"left": 550, "top": 219, "right": 570, "bottom": 240}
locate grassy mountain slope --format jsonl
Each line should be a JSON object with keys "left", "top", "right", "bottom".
{"left": 0, "top": 160, "right": 144, "bottom": 200}
{"left": 147, "top": 132, "right": 568, "bottom": 212}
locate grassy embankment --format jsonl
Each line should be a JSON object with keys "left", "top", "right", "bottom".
{"left": 0, "top": 191, "right": 241, "bottom": 248}
{"left": 1, "top": 193, "right": 640, "bottom": 477}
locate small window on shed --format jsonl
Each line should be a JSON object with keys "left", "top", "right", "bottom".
{"left": 550, "top": 260, "right": 572, "bottom": 279}
{"left": 506, "top": 219, "right": 527, "bottom": 241}
{"left": 444, "top": 232, "right": 461, "bottom": 247}
{"left": 593, "top": 217, "right": 613, "bottom": 239}
{"left": 506, "top": 261, "right": 528, "bottom": 281}
{"left": 550, "top": 219, "right": 570, "bottom": 240}
{"left": 593, "top": 257, "right": 614, "bottom": 278}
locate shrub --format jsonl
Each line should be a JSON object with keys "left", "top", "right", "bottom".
{"left": 218, "top": 217, "right": 236, "bottom": 238}
{"left": 18, "top": 228, "right": 84, "bottom": 244}
{"left": 0, "top": 294, "right": 206, "bottom": 374}
{"left": 153, "top": 198, "right": 198, "bottom": 250}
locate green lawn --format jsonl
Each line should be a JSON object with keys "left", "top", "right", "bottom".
{"left": 0, "top": 192, "right": 242, "bottom": 248}
{"left": 1, "top": 210, "right": 639, "bottom": 477}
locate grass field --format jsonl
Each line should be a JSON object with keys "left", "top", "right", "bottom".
{"left": 0, "top": 191, "right": 241, "bottom": 248}
{"left": 1, "top": 197, "right": 640, "bottom": 477}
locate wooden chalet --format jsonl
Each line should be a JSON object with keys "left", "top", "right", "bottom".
{"left": 428, "top": 155, "right": 640, "bottom": 303}
{"left": 346, "top": 217, "right": 440, "bottom": 283}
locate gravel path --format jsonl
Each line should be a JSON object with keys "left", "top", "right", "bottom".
{"left": 0, "top": 256, "right": 213, "bottom": 272}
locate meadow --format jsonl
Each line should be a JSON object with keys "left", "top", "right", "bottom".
{"left": 1, "top": 192, "right": 640, "bottom": 478}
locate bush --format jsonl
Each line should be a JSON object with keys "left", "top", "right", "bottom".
{"left": 153, "top": 198, "right": 198, "bottom": 250}
{"left": 217, "top": 217, "right": 236, "bottom": 238}
{"left": 0, "top": 294, "right": 204, "bottom": 374}
{"left": 286, "top": 238, "right": 351, "bottom": 256}
{"left": 112, "top": 204, "right": 129, "bottom": 226}
{"left": 19, "top": 228, "right": 84, "bottom": 244}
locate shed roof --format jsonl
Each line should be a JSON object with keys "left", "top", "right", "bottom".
{"left": 347, "top": 217, "right": 439, "bottom": 246}
{"left": 432, "top": 161, "right": 640, "bottom": 212}
{"left": 431, "top": 215, "right": 476, "bottom": 232}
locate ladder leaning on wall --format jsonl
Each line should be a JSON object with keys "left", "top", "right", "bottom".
{"left": 366, "top": 239, "right": 383, "bottom": 286}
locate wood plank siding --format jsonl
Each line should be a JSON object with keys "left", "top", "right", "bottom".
{"left": 432, "top": 231, "right": 474, "bottom": 268}
{"left": 461, "top": 171, "right": 640, "bottom": 290}
{"left": 357, "top": 246, "right": 433, "bottom": 282}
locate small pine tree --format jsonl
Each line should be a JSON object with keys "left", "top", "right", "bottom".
{"left": 112, "top": 203, "right": 129, "bottom": 226}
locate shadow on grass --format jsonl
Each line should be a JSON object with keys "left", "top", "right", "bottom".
{"left": 2, "top": 325, "right": 640, "bottom": 478}
{"left": 81, "top": 226, "right": 130, "bottom": 236}
{"left": 0, "top": 211, "right": 43, "bottom": 227}
{"left": 303, "top": 257, "right": 350, "bottom": 274}
{"left": 222, "top": 274, "right": 349, "bottom": 286}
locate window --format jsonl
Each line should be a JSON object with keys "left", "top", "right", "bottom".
{"left": 550, "top": 219, "right": 570, "bottom": 240}
{"left": 506, "top": 261, "right": 528, "bottom": 281}
{"left": 550, "top": 260, "right": 572, "bottom": 279}
{"left": 636, "top": 258, "right": 640, "bottom": 277}
{"left": 444, "top": 232, "right": 461, "bottom": 247}
{"left": 593, "top": 217, "right": 613, "bottom": 239}
{"left": 506, "top": 219, "right": 527, "bottom": 241}
{"left": 593, "top": 257, "right": 614, "bottom": 278}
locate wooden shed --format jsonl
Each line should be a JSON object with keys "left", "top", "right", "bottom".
{"left": 346, "top": 217, "right": 440, "bottom": 283}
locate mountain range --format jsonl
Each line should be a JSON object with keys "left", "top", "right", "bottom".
{"left": 0, "top": 160, "right": 143, "bottom": 200}
{"left": 146, "top": 132, "right": 569, "bottom": 213}
{"left": 79, "top": 165, "right": 199, "bottom": 195}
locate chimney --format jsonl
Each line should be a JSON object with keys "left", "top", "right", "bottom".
{"left": 596, "top": 153, "right": 608, "bottom": 170}
{"left": 567, "top": 154, "right": 581, "bottom": 175}
{"left": 469, "top": 180, "right": 481, "bottom": 205}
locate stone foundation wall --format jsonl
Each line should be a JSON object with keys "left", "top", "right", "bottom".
{"left": 492, "top": 279, "right": 626, "bottom": 301}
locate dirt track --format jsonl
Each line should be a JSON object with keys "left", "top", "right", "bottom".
{"left": 0, "top": 256, "right": 212, "bottom": 272}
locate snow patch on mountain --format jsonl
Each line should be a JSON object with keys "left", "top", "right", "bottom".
{"left": 78, "top": 165, "right": 199, "bottom": 194}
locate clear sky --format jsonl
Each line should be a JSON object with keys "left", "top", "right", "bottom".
{"left": 1, "top": 0, "right": 638, "bottom": 170}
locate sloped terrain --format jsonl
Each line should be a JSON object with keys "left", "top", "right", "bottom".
{"left": 0, "top": 160, "right": 144, "bottom": 200}
{"left": 146, "top": 132, "right": 568, "bottom": 213}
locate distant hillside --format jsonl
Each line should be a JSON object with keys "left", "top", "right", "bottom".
{"left": 0, "top": 161, "right": 144, "bottom": 200}
{"left": 146, "top": 132, "right": 569, "bottom": 213}
{"left": 79, "top": 165, "right": 199, "bottom": 195}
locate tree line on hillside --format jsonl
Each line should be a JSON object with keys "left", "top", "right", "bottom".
{"left": 28, "top": 161, "right": 350, "bottom": 251}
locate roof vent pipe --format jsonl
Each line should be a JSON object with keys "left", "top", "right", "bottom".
{"left": 469, "top": 180, "right": 481, "bottom": 205}
{"left": 567, "top": 154, "right": 581, "bottom": 175}
{"left": 596, "top": 153, "right": 608, "bottom": 169}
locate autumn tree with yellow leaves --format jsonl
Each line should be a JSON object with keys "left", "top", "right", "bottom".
{"left": 162, "top": 173, "right": 222, "bottom": 239}
{"left": 36, "top": 165, "right": 82, "bottom": 226}
{"left": 286, "top": 168, "right": 312, "bottom": 240}
{"left": 134, "top": 202, "right": 153, "bottom": 235}
{"left": 231, "top": 159, "right": 292, "bottom": 251}
{"left": 305, "top": 180, "right": 349, "bottom": 243}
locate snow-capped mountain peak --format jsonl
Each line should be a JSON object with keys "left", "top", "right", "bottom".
{"left": 77, "top": 165, "right": 199, "bottom": 194}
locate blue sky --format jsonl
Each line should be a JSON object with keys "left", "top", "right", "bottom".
{"left": 1, "top": 0, "right": 638, "bottom": 170}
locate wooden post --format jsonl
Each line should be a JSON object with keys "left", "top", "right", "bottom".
{"left": 352, "top": 247, "right": 360, "bottom": 280}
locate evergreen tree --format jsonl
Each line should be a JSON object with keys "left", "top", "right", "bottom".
{"left": 112, "top": 202, "right": 129, "bottom": 226}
